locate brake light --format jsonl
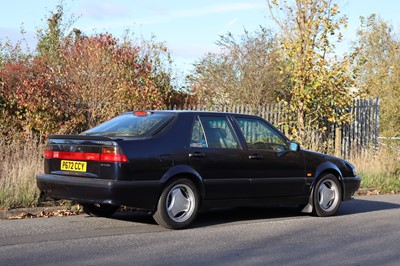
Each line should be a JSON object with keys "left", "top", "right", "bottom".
{"left": 133, "top": 110, "right": 151, "bottom": 116}
{"left": 44, "top": 150, "right": 54, "bottom": 159}
{"left": 44, "top": 147, "right": 129, "bottom": 163}
{"left": 100, "top": 147, "right": 129, "bottom": 163}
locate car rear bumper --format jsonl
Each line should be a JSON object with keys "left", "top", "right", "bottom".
{"left": 343, "top": 175, "right": 362, "bottom": 200}
{"left": 36, "top": 174, "right": 161, "bottom": 210}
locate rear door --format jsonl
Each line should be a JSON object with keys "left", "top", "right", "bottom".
{"left": 188, "top": 115, "right": 251, "bottom": 199}
{"left": 233, "top": 116, "right": 307, "bottom": 197}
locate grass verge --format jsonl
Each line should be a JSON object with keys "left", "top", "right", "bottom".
{"left": 0, "top": 135, "right": 44, "bottom": 209}
{"left": 350, "top": 145, "right": 400, "bottom": 194}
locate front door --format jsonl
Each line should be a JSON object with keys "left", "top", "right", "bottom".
{"left": 233, "top": 116, "right": 306, "bottom": 197}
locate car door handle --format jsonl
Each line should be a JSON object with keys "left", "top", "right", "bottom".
{"left": 249, "top": 154, "right": 263, "bottom": 160}
{"left": 189, "top": 152, "right": 206, "bottom": 158}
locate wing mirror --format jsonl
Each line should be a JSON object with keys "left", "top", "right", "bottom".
{"left": 289, "top": 142, "right": 300, "bottom": 152}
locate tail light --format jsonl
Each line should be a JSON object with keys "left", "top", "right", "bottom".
{"left": 44, "top": 146, "right": 128, "bottom": 163}
{"left": 100, "top": 147, "right": 129, "bottom": 162}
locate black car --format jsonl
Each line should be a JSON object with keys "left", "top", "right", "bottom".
{"left": 36, "top": 111, "right": 361, "bottom": 229}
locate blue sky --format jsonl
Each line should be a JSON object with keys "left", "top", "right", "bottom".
{"left": 1, "top": 0, "right": 400, "bottom": 74}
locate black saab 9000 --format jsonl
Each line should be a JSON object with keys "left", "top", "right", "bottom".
{"left": 37, "top": 111, "right": 361, "bottom": 229}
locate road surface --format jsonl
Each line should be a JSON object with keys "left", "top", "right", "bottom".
{"left": 1, "top": 195, "right": 399, "bottom": 265}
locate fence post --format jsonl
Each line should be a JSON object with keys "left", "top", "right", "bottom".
{"left": 335, "top": 127, "right": 342, "bottom": 157}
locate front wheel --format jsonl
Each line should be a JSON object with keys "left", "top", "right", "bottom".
{"left": 153, "top": 179, "right": 199, "bottom": 229}
{"left": 313, "top": 174, "right": 342, "bottom": 217}
{"left": 81, "top": 203, "right": 119, "bottom": 217}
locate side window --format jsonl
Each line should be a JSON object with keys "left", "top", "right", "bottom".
{"left": 190, "top": 117, "right": 207, "bottom": 148}
{"left": 190, "top": 116, "right": 239, "bottom": 149}
{"left": 235, "top": 117, "right": 288, "bottom": 151}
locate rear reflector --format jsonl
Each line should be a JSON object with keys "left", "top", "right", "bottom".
{"left": 44, "top": 147, "right": 128, "bottom": 163}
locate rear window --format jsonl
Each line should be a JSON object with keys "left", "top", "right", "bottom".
{"left": 82, "top": 112, "right": 174, "bottom": 137}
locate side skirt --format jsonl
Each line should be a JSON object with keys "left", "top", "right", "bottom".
{"left": 202, "top": 196, "right": 309, "bottom": 210}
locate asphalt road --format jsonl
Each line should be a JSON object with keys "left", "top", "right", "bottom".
{"left": 1, "top": 195, "right": 399, "bottom": 266}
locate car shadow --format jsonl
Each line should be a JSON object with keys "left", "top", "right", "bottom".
{"left": 111, "top": 210, "right": 158, "bottom": 225}
{"left": 194, "top": 197, "right": 400, "bottom": 227}
{"left": 109, "top": 196, "right": 400, "bottom": 228}
{"left": 192, "top": 206, "right": 304, "bottom": 228}
{"left": 110, "top": 206, "right": 305, "bottom": 228}
{"left": 338, "top": 197, "right": 400, "bottom": 215}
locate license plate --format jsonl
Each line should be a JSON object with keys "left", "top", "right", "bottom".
{"left": 60, "top": 160, "right": 87, "bottom": 172}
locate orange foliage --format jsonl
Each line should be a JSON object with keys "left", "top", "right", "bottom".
{"left": 0, "top": 33, "right": 170, "bottom": 137}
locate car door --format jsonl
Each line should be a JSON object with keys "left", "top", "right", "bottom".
{"left": 188, "top": 115, "right": 251, "bottom": 199}
{"left": 233, "top": 116, "right": 307, "bottom": 197}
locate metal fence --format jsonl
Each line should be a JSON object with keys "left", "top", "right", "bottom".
{"left": 169, "top": 98, "right": 380, "bottom": 158}
{"left": 340, "top": 98, "right": 380, "bottom": 157}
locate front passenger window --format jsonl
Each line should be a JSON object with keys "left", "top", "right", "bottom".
{"left": 235, "top": 117, "right": 287, "bottom": 151}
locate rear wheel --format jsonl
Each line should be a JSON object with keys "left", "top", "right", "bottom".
{"left": 313, "top": 174, "right": 342, "bottom": 217}
{"left": 153, "top": 179, "right": 199, "bottom": 229}
{"left": 81, "top": 203, "right": 119, "bottom": 217}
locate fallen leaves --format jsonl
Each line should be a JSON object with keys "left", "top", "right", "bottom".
{"left": 7, "top": 208, "right": 83, "bottom": 220}
{"left": 356, "top": 188, "right": 380, "bottom": 196}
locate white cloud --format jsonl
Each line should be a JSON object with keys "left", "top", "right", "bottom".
{"left": 226, "top": 18, "right": 239, "bottom": 27}
{"left": 0, "top": 27, "right": 37, "bottom": 51}
{"left": 171, "top": 43, "right": 220, "bottom": 58}
{"left": 138, "top": 2, "right": 265, "bottom": 25}
{"left": 79, "top": 2, "right": 131, "bottom": 19}
{"left": 78, "top": 2, "right": 265, "bottom": 31}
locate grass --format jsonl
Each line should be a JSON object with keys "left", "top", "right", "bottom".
{"left": 0, "top": 135, "right": 44, "bottom": 210}
{"left": 349, "top": 145, "right": 400, "bottom": 194}
{"left": 302, "top": 131, "right": 400, "bottom": 194}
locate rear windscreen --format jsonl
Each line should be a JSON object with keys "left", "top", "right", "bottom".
{"left": 82, "top": 112, "right": 174, "bottom": 137}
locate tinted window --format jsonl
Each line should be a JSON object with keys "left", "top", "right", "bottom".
{"left": 190, "top": 117, "right": 207, "bottom": 148}
{"left": 190, "top": 116, "right": 239, "bottom": 149}
{"left": 83, "top": 112, "right": 173, "bottom": 137}
{"left": 235, "top": 117, "right": 287, "bottom": 151}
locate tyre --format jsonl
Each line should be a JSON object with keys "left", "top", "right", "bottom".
{"left": 81, "top": 203, "right": 119, "bottom": 217}
{"left": 313, "top": 174, "right": 342, "bottom": 217}
{"left": 153, "top": 179, "right": 199, "bottom": 229}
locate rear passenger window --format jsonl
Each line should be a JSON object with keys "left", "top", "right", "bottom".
{"left": 190, "top": 116, "right": 239, "bottom": 149}
{"left": 190, "top": 117, "right": 207, "bottom": 148}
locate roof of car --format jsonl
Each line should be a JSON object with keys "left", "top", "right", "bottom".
{"left": 145, "top": 110, "right": 259, "bottom": 117}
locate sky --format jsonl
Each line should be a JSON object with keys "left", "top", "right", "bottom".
{"left": 1, "top": 0, "right": 400, "bottom": 75}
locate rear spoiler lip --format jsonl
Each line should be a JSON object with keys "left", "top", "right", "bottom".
{"left": 48, "top": 134, "right": 113, "bottom": 141}
{"left": 47, "top": 134, "right": 119, "bottom": 146}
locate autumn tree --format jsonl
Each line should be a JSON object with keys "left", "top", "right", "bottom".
{"left": 353, "top": 14, "right": 400, "bottom": 137}
{"left": 0, "top": 58, "right": 75, "bottom": 137}
{"left": 41, "top": 5, "right": 181, "bottom": 131}
{"left": 268, "top": 0, "right": 355, "bottom": 142}
{"left": 59, "top": 33, "right": 167, "bottom": 131}
{"left": 1, "top": 3, "right": 181, "bottom": 137}
{"left": 0, "top": 28, "right": 66, "bottom": 137}
{"left": 36, "top": 3, "right": 78, "bottom": 65}
{"left": 189, "top": 27, "right": 282, "bottom": 107}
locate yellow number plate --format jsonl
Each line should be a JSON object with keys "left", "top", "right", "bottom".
{"left": 60, "top": 160, "right": 87, "bottom": 172}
